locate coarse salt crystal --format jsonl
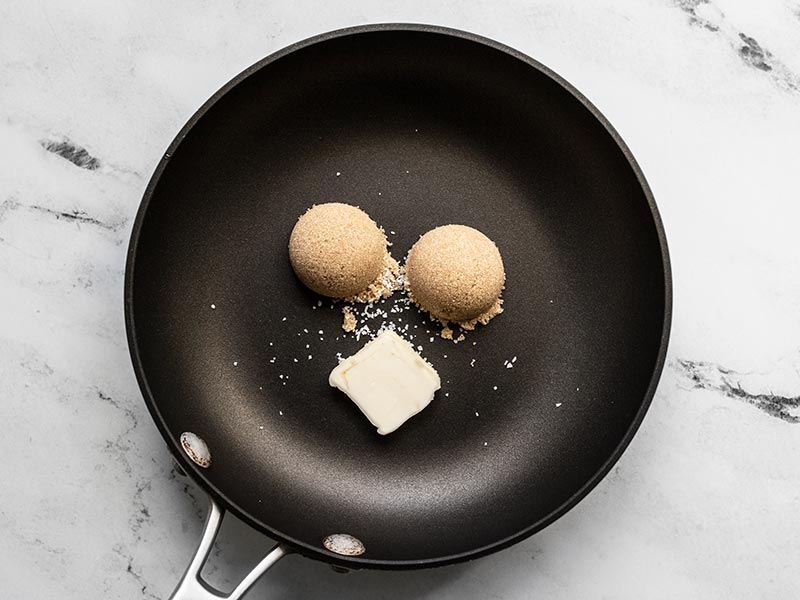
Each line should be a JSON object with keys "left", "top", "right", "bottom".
{"left": 492, "top": 386, "right": 497, "bottom": 391}
{"left": 556, "top": 402, "right": 562, "bottom": 407}
{"left": 233, "top": 361, "right": 238, "bottom": 366}
{"left": 308, "top": 355, "right": 313, "bottom": 360}
{"left": 210, "top": 304, "right": 216, "bottom": 309}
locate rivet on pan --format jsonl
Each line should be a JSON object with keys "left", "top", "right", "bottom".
{"left": 323, "top": 534, "right": 365, "bottom": 556}
{"left": 180, "top": 432, "right": 211, "bottom": 468}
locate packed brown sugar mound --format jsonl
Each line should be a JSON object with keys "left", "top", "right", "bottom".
{"left": 289, "top": 203, "right": 397, "bottom": 300}
{"left": 405, "top": 224, "right": 505, "bottom": 330}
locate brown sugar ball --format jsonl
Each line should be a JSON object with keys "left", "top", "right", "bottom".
{"left": 289, "top": 203, "right": 387, "bottom": 298}
{"left": 405, "top": 224, "right": 505, "bottom": 324}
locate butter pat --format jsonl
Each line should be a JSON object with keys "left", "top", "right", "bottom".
{"left": 329, "top": 330, "right": 440, "bottom": 434}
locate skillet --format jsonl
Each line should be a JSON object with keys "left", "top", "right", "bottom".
{"left": 124, "top": 24, "right": 671, "bottom": 598}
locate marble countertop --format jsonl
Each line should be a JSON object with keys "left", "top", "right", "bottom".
{"left": 2, "top": 1, "right": 799, "bottom": 598}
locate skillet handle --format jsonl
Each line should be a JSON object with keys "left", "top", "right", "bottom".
{"left": 170, "top": 498, "right": 289, "bottom": 600}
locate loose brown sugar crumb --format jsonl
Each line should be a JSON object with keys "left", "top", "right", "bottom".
{"left": 345, "top": 253, "right": 400, "bottom": 304}
{"left": 342, "top": 306, "right": 357, "bottom": 332}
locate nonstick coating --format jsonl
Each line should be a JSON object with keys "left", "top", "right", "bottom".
{"left": 125, "top": 25, "right": 671, "bottom": 569}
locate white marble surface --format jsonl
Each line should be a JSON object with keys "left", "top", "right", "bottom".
{"left": 2, "top": 1, "right": 799, "bottom": 598}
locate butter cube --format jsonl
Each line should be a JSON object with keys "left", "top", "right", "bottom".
{"left": 329, "top": 330, "right": 440, "bottom": 434}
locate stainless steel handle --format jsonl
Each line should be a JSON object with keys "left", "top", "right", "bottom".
{"left": 170, "top": 498, "right": 289, "bottom": 599}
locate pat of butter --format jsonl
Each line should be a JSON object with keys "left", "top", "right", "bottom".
{"left": 329, "top": 330, "right": 441, "bottom": 435}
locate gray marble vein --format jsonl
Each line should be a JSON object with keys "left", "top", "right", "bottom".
{"left": 673, "top": 358, "right": 800, "bottom": 423}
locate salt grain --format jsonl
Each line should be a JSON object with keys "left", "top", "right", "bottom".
{"left": 279, "top": 410, "right": 283, "bottom": 416}
{"left": 210, "top": 304, "right": 216, "bottom": 309}
{"left": 470, "top": 359, "right": 476, "bottom": 367}
{"left": 233, "top": 361, "right": 238, "bottom": 366}
{"left": 308, "top": 355, "right": 313, "bottom": 360}
{"left": 336, "top": 171, "right": 341, "bottom": 176}
{"left": 492, "top": 386, "right": 497, "bottom": 391}
{"left": 555, "top": 402, "right": 562, "bottom": 407}
{"left": 282, "top": 317, "right": 287, "bottom": 321}
{"left": 475, "top": 412, "right": 479, "bottom": 417}
{"left": 293, "top": 358, "right": 298, "bottom": 363}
